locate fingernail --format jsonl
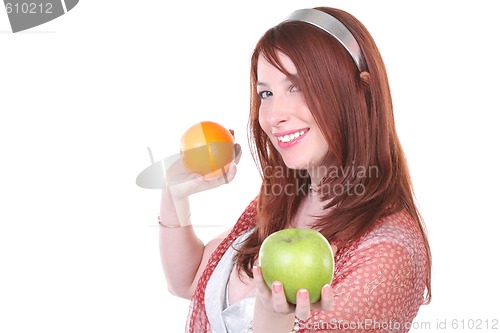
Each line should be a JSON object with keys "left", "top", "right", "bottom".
{"left": 323, "top": 284, "right": 333, "bottom": 296}
{"left": 299, "top": 289, "right": 308, "bottom": 300}
{"left": 272, "top": 282, "right": 281, "bottom": 293}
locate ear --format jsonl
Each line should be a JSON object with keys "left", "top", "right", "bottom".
{"left": 360, "top": 71, "right": 370, "bottom": 83}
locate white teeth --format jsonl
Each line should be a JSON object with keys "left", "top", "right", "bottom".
{"left": 277, "top": 130, "right": 305, "bottom": 143}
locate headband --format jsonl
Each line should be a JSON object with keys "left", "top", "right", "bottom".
{"left": 284, "top": 8, "right": 368, "bottom": 72}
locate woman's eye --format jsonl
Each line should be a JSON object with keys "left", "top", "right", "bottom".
{"left": 290, "top": 85, "right": 300, "bottom": 92}
{"left": 258, "top": 91, "right": 273, "bottom": 99}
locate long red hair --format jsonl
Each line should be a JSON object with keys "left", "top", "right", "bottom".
{"left": 235, "top": 7, "right": 431, "bottom": 303}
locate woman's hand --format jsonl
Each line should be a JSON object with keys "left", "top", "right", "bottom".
{"left": 252, "top": 244, "right": 337, "bottom": 324}
{"left": 166, "top": 141, "right": 242, "bottom": 199}
{"left": 159, "top": 132, "right": 241, "bottom": 227}
{"left": 253, "top": 266, "right": 334, "bottom": 322}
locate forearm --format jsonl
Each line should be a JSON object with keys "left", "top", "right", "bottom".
{"left": 158, "top": 188, "right": 204, "bottom": 298}
{"left": 156, "top": 151, "right": 240, "bottom": 299}
{"left": 159, "top": 225, "right": 204, "bottom": 298}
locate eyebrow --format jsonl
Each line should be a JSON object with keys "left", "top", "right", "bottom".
{"left": 256, "top": 74, "right": 299, "bottom": 88}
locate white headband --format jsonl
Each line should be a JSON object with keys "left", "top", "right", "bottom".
{"left": 285, "top": 9, "right": 368, "bottom": 72}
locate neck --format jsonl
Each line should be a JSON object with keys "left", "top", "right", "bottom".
{"left": 308, "top": 164, "right": 326, "bottom": 189}
{"left": 290, "top": 186, "right": 325, "bottom": 229}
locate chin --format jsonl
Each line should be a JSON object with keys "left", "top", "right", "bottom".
{"left": 282, "top": 159, "right": 309, "bottom": 171}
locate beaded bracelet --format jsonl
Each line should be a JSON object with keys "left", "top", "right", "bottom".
{"left": 157, "top": 214, "right": 192, "bottom": 228}
{"left": 244, "top": 317, "right": 300, "bottom": 332}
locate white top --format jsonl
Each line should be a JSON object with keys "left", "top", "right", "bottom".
{"left": 205, "top": 230, "right": 255, "bottom": 333}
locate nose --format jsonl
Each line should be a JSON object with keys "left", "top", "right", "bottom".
{"left": 266, "top": 96, "right": 290, "bottom": 127}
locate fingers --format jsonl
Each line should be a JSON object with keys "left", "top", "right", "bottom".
{"left": 320, "top": 284, "right": 334, "bottom": 310}
{"left": 228, "top": 129, "right": 241, "bottom": 164}
{"left": 309, "top": 284, "right": 334, "bottom": 312}
{"left": 187, "top": 142, "right": 241, "bottom": 185}
{"left": 166, "top": 145, "right": 241, "bottom": 197}
{"left": 294, "top": 284, "right": 334, "bottom": 322}
{"left": 202, "top": 163, "right": 237, "bottom": 187}
{"left": 253, "top": 266, "right": 271, "bottom": 298}
{"left": 253, "top": 266, "right": 293, "bottom": 314}
{"left": 199, "top": 142, "right": 241, "bottom": 186}
{"left": 233, "top": 143, "right": 242, "bottom": 165}
{"left": 224, "top": 155, "right": 239, "bottom": 183}
{"left": 294, "top": 289, "right": 311, "bottom": 321}
{"left": 253, "top": 267, "right": 334, "bottom": 322}
{"left": 271, "top": 282, "right": 293, "bottom": 313}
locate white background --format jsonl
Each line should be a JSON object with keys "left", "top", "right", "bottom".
{"left": 1, "top": 1, "right": 499, "bottom": 332}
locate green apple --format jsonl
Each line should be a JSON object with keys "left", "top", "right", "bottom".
{"left": 259, "top": 228, "right": 334, "bottom": 304}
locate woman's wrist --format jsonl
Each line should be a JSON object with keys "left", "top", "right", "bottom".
{"left": 245, "top": 317, "right": 300, "bottom": 333}
{"left": 159, "top": 186, "right": 192, "bottom": 228}
{"left": 251, "top": 296, "right": 299, "bottom": 333}
{"left": 157, "top": 214, "right": 192, "bottom": 228}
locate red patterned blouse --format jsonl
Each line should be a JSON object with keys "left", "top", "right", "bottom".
{"left": 185, "top": 198, "right": 428, "bottom": 332}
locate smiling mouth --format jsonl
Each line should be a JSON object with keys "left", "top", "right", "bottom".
{"left": 277, "top": 130, "right": 306, "bottom": 143}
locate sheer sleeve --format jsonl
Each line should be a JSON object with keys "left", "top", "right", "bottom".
{"left": 303, "top": 237, "right": 426, "bottom": 333}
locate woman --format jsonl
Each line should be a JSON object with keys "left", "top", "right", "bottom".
{"left": 159, "top": 7, "right": 431, "bottom": 333}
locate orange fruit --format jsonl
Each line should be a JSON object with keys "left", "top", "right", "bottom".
{"left": 180, "top": 121, "right": 235, "bottom": 176}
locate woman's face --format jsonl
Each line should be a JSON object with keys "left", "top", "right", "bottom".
{"left": 257, "top": 52, "right": 328, "bottom": 170}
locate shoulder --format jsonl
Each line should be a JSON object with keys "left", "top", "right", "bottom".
{"left": 334, "top": 209, "right": 428, "bottom": 289}
{"left": 360, "top": 210, "right": 426, "bottom": 257}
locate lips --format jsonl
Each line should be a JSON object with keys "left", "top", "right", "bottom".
{"left": 274, "top": 128, "right": 309, "bottom": 149}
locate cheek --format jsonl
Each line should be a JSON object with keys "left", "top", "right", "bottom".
{"left": 316, "top": 133, "right": 330, "bottom": 159}
{"left": 258, "top": 108, "right": 269, "bottom": 134}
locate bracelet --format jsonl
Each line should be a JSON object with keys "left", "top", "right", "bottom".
{"left": 157, "top": 215, "right": 191, "bottom": 228}
{"left": 245, "top": 317, "right": 300, "bottom": 332}
{"left": 292, "top": 317, "right": 300, "bottom": 332}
